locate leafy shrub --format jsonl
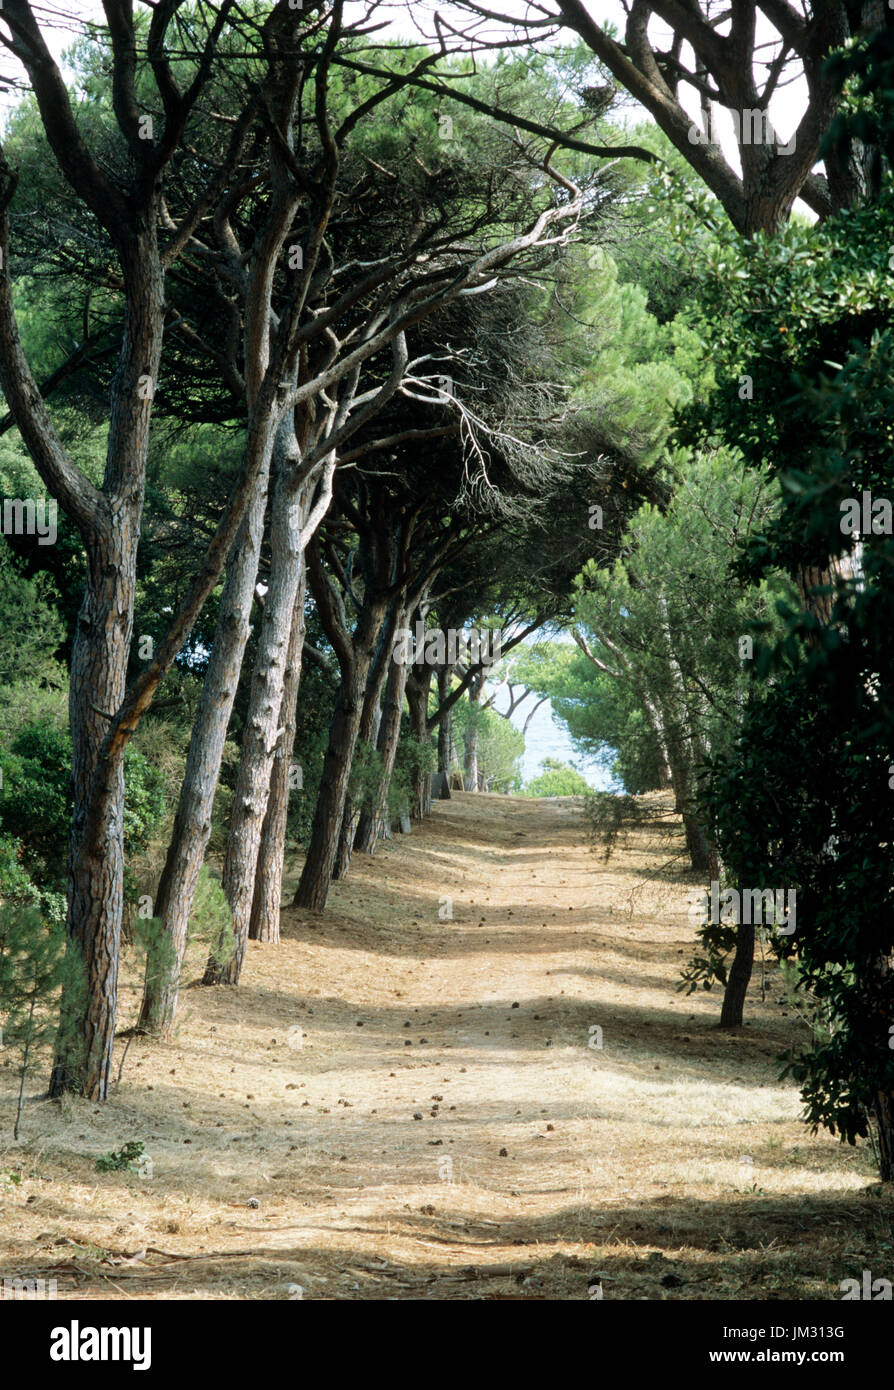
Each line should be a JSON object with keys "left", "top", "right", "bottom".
{"left": 0, "top": 729, "right": 69, "bottom": 884}
{"left": 190, "top": 865, "right": 235, "bottom": 971}
{"left": 0, "top": 900, "right": 84, "bottom": 1136}
{"left": 347, "top": 739, "right": 384, "bottom": 813}
{"left": 390, "top": 733, "right": 437, "bottom": 816}
{"left": 0, "top": 724, "right": 167, "bottom": 896}
{"left": 122, "top": 746, "right": 167, "bottom": 855}
{"left": 0, "top": 832, "right": 38, "bottom": 904}
{"left": 522, "top": 758, "right": 590, "bottom": 798}
{"left": 95, "top": 1141, "right": 146, "bottom": 1173}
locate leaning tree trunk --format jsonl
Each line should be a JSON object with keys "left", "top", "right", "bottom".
{"left": 719, "top": 920, "right": 755, "bottom": 1029}
{"left": 663, "top": 720, "right": 716, "bottom": 875}
{"left": 137, "top": 429, "right": 275, "bottom": 1035}
{"left": 207, "top": 457, "right": 308, "bottom": 985}
{"left": 248, "top": 571, "right": 307, "bottom": 945}
{"left": 354, "top": 640, "right": 410, "bottom": 855}
{"left": 332, "top": 703, "right": 381, "bottom": 880}
{"left": 333, "top": 601, "right": 398, "bottom": 880}
{"left": 293, "top": 594, "right": 389, "bottom": 911}
{"left": 50, "top": 227, "right": 165, "bottom": 1100}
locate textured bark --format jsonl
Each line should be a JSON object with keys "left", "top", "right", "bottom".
{"left": 720, "top": 920, "right": 755, "bottom": 1029}
{"left": 406, "top": 666, "right": 434, "bottom": 819}
{"left": 436, "top": 664, "right": 453, "bottom": 798}
{"left": 553, "top": 0, "right": 864, "bottom": 234}
{"left": 874, "top": 1089, "right": 894, "bottom": 1183}
{"left": 795, "top": 562, "right": 836, "bottom": 630}
{"left": 293, "top": 562, "right": 390, "bottom": 911}
{"left": 248, "top": 572, "right": 307, "bottom": 944}
{"left": 207, "top": 453, "right": 309, "bottom": 984}
{"left": 867, "top": 950, "right": 894, "bottom": 1181}
{"left": 354, "top": 636, "right": 410, "bottom": 855}
{"left": 333, "top": 601, "right": 397, "bottom": 881}
{"left": 463, "top": 671, "right": 485, "bottom": 792}
{"left": 48, "top": 224, "right": 165, "bottom": 1099}
{"left": 138, "top": 442, "right": 273, "bottom": 1033}
{"left": 54, "top": 530, "right": 135, "bottom": 1097}
{"left": 683, "top": 814, "right": 719, "bottom": 876}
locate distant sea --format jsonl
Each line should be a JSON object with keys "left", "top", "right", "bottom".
{"left": 493, "top": 688, "right": 615, "bottom": 791}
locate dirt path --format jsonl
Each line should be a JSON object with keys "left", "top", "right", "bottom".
{"left": 1, "top": 793, "right": 888, "bottom": 1299}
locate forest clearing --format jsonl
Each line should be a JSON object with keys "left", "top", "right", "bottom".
{"left": 1, "top": 793, "right": 884, "bottom": 1302}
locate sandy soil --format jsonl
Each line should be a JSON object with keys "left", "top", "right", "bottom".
{"left": 1, "top": 792, "right": 890, "bottom": 1300}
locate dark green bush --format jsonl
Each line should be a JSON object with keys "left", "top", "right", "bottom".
{"left": 0, "top": 724, "right": 166, "bottom": 897}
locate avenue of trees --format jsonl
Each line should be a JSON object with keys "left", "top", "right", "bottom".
{"left": 0, "top": 1, "right": 892, "bottom": 1182}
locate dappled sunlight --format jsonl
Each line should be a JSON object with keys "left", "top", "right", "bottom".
{"left": 1, "top": 792, "right": 882, "bottom": 1300}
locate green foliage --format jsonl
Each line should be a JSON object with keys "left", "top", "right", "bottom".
{"left": 0, "top": 832, "right": 40, "bottom": 905}
{"left": 131, "top": 915, "right": 177, "bottom": 997}
{"left": 121, "top": 747, "right": 167, "bottom": 856}
{"left": 391, "top": 733, "right": 437, "bottom": 816}
{"left": 95, "top": 1141, "right": 146, "bottom": 1174}
{"left": 526, "top": 451, "right": 787, "bottom": 806}
{"left": 476, "top": 710, "right": 525, "bottom": 793}
{"left": 702, "top": 544, "right": 894, "bottom": 1150}
{"left": 513, "top": 640, "right": 660, "bottom": 793}
{"left": 582, "top": 790, "right": 654, "bottom": 862}
{"left": 567, "top": 251, "right": 696, "bottom": 467}
{"left": 347, "top": 739, "right": 385, "bottom": 813}
{"left": 0, "top": 542, "right": 67, "bottom": 691}
{"left": 452, "top": 695, "right": 524, "bottom": 793}
{"left": 684, "top": 47, "right": 894, "bottom": 1165}
{"left": 286, "top": 655, "right": 338, "bottom": 849}
{"left": 0, "top": 723, "right": 166, "bottom": 898}
{"left": 677, "top": 913, "right": 738, "bottom": 996}
{"left": 188, "top": 866, "right": 235, "bottom": 967}
{"left": 522, "top": 758, "right": 590, "bottom": 798}
{"left": 0, "top": 901, "right": 84, "bottom": 1135}
{"left": 131, "top": 865, "right": 234, "bottom": 994}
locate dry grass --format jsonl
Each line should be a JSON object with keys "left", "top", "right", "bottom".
{"left": 0, "top": 792, "right": 890, "bottom": 1300}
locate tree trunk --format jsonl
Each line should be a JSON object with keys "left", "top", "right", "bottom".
{"left": 50, "top": 227, "right": 165, "bottom": 1099}
{"left": 354, "top": 641, "right": 410, "bottom": 855}
{"left": 333, "top": 601, "right": 397, "bottom": 880}
{"left": 463, "top": 671, "right": 485, "bottom": 791}
{"left": 436, "top": 664, "right": 453, "bottom": 799}
{"left": 248, "top": 572, "right": 307, "bottom": 944}
{"left": 207, "top": 453, "right": 309, "bottom": 985}
{"left": 293, "top": 593, "right": 389, "bottom": 912}
{"left": 137, "top": 434, "right": 274, "bottom": 1034}
{"left": 874, "top": 1089, "right": 894, "bottom": 1183}
{"left": 51, "top": 523, "right": 138, "bottom": 1098}
{"left": 682, "top": 811, "right": 717, "bottom": 875}
{"left": 720, "top": 920, "right": 755, "bottom": 1029}
{"left": 406, "top": 666, "right": 434, "bottom": 819}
